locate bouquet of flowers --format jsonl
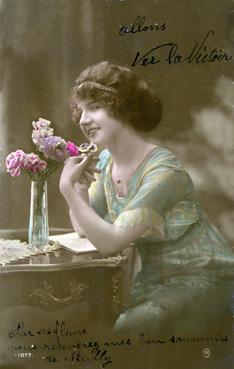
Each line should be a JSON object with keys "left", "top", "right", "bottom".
{"left": 5, "top": 117, "right": 80, "bottom": 180}
{"left": 5, "top": 117, "right": 97, "bottom": 250}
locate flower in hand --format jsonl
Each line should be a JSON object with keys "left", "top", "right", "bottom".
{"left": 66, "top": 141, "right": 80, "bottom": 156}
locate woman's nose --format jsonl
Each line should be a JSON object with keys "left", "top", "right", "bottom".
{"left": 79, "top": 111, "right": 92, "bottom": 126}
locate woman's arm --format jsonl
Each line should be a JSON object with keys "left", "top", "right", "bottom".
{"left": 69, "top": 208, "right": 86, "bottom": 237}
{"left": 66, "top": 155, "right": 96, "bottom": 238}
{"left": 59, "top": 155, "right": 147, "bottom": 256}
{"left": 62, "top": 183, "right": 147, "bottom": 256}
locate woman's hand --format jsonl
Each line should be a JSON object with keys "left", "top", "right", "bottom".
{"left": 59, "top": 154, "right": 100, "bottom": 199}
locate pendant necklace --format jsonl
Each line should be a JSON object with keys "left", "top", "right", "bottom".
{"left": 115, "top": 178, "right": 124, "bottom": 198}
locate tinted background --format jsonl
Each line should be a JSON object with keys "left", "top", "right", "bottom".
{"left": 0, "top": 0, "right": 233, "bottom": 242}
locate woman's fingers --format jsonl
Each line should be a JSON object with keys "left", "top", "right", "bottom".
{"left": 64, "top": 154, "right": 85, "bottom": 165}
{"left": 76, "top": 154, "right": 99, "bottom": 169}
{"left": 85, "top": 165, "right": 102, "bottom": 175}
{"left": 65, "top": 153, "right": 99, "bottom": 165}
{"left": 78, "top": 175, "right": 93, "bottom": 188}
{"left": 78, "top": 177, "right": 90, "bottom": 186}
{"left": 82, "top": 171, "right": 97, "bottom": 183}
{"left": 62, "top": 154, "right": 100, "bottom": 187}
{"left": 80, "top": 155, "right": 102, "bottom": 175}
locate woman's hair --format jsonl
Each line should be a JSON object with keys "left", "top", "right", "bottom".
{"left": 71, "top": 61, "right": 162, "bottom": 132}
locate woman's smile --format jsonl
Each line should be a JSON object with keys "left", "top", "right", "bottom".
{"left": 86, "top": 126, "right": 101, "bottom": 137}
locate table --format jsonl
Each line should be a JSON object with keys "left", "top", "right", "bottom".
{"left": 0, "top": 241, "right": 127, "bottom": 369}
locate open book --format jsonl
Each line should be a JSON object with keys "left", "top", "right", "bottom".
{"left": 49, "top": 232, "right": 97, "bottom": 254}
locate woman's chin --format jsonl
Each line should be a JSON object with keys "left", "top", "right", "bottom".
{"left": 90, "top": 135, "right": 102, "bottom": 145}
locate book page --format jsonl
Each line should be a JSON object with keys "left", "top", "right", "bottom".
{"left": 50, "top": 233, "right": 97, "bottom": 254}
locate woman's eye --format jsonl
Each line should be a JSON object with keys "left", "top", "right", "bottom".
{"left": 90, "top": 103, "right": 100, "bottom": 111}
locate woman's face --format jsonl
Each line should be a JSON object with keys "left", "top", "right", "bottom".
{"left": 76, "top": 99, "right": 123, "bottom": 147}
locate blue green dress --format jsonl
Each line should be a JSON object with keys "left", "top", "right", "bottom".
{"left": 89, "top": 147, "right": 234, "bottom": 334}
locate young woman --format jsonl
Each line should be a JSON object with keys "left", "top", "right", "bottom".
{"left": 60, "top": 61, "right": 234, "bottom": 334}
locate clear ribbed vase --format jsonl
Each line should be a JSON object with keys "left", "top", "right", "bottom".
{"left": 28, "top": 179, "right": 49, "bottom": 250}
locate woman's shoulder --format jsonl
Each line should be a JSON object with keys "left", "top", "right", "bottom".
{"left": 145, "top": 146, "right": 185, "bottom": 170}
{"left": 142, "top": 145, "right": 194, "bottom": 193}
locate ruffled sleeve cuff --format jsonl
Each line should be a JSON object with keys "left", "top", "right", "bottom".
{"left": 114, "top": 207, "right": 164, "bottom": 240}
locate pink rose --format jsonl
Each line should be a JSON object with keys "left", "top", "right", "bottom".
{"left": 66, "top": 141, "right": 80, "bottom": 156}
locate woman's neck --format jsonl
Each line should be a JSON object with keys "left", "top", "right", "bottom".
{"left": 105, "top": 127, "right": 156, "bottom": 169}
{"left": 104, "top": 127, "right": 157, "bottom": 198}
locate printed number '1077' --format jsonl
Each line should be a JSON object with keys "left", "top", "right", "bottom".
{"left": 15, "top": 353, "right": 32, "bottom": 358}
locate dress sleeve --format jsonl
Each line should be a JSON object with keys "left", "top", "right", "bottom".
{"left": 114, "top": 151, "right": 194, "bottom": 240}
{"left": 88, "top": 150, "right": 109, "bottom": 218}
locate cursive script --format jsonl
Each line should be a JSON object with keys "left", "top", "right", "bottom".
{"left": 8, "top": 320, "right": 86, "bottom": 345}
{"left": 119, "top": 15, "right": 166, "bottom": 36}
{"left": 64, "top": 347, "right": 112, "bottom": 367}
{"left": 169, "top": 333, "right": 229, "bottom": 343}
{"left": 131, "top": 30, "right": 232, "bottom": 67}
{"left": 8, "top": 326, "right": 230, "bottom": 367}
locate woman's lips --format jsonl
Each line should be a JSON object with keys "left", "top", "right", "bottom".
{"left": 87, "top": 127, "right": 100, "bottom": 137}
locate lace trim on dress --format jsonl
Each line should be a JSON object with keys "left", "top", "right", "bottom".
{"left": 114, "top": 207, "right": 164, "bottom": 240}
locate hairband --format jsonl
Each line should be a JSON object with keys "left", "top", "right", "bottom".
{"left": 76, "top": 81, "right": 117, "bottom": 94}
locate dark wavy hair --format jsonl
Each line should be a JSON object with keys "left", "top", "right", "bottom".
{"left": 71, "top": 61, "right": 162, "bottom": 132}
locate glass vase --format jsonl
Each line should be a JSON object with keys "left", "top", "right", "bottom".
{"left": 28, "top": 179, "right": 49, "bottom": 250}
